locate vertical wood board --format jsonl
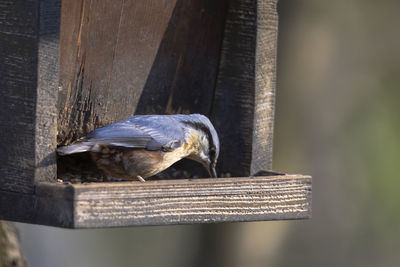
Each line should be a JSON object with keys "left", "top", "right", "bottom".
{"left": 0, "top": 0, "right": 61, "bottom": 191}
{"left": 35, "top": 0, "right": 61, "bottom": 183}
{"left": 212, "top": 0, "right": 278, "bottom": 176}
{"left": 251, "top": 0, "right": 278, "bottom": 174}
{"left": 57, "top": 0, "right": 228, "bottom": 146}
{"left": 211, "top": 0, "right": 257, "bottom": 177}
{"left": 0, "top": 0, "right": 39, "bottom": 193}
{"left": 134, "top": 0, "right": 229, "bottom": 116}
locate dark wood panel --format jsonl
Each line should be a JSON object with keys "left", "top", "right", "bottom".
{"left": 57, "top": 0, "right": 228, "bottom": 146}
{"left": 251, "top": 0, "right": 279, "bottom": 174}
{"left": 0, "top": 187, "right": 74, "bottom": 228}
{"left": 58, "top": 0, "right": 126, "bottom": 144}
{"left": 0, "top": 0, "right": 60, "bottom": 192}
{"left": 0, "top": 175, "right": 312, "bottom": 228}
{"left": 35, "top": 0, "right": 61, "bottom": 183}
{"left": 0, "top": 0, "right": 38, "bottom": 193}
{"left": 107, "top": 0, "right": 178, "bottom": 117}
{"left": 211, "top": 0, "right": 278, "bottom": 177}
{"left": 134, "top": 0, "right": 229, "bottom": 116}
{"left": 211, "top": 0, "right": 257, "bottom": 177}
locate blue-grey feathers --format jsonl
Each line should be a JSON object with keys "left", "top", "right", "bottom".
{"left": 58, "top": 114, "right": 217, "bottom": 155}
{"left": 57, "top": 144, "right": 92, "bottom": 155}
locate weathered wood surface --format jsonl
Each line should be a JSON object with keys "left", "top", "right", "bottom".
{"left": 211, "top": 0, "right": 279, "bottom": 177}
{"left": 252, "top": 0, "right": 278, "bottom": 174}
{"left": 0, "top": 0, "right": 60, "bottom": 193}
{"left": 36, "top": 0, "right": 61, "bottom": 183}
{"left": 57, "top": 0, "right": 228, "bottom": 146}
{"left": 0, "top": 175, "right": 312, "bottom": 228}
{"left": 0, "top": 0, "right": 38, "bottom": 194}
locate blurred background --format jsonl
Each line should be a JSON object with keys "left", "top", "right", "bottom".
{"left": 15, "top": 0, "right": 400, "bottom": 266}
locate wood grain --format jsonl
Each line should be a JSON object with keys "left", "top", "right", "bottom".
{"left": 35, "top": 0, "right": 61, "bottom": 183}
{"left": 0, "top": 0, "right": 60, "bottom": 193}
{"left": 251, "top": 0, "right": 279, "bottom": 174}
{"left": 134, "top": 0, "right": 228, "bottom": 116}
{"left": 0, "top": 175, "right": 312, "bottom": 228}
{"left": 0, "top": 186, "right": 74, "bottom": 228}
{"left": 0, "top": 0, "right": 38, "bottom": 193}
{"left": 57, "top": 0, "right": 129, "bottom": 144}
{"left": 211, "top": 0, "right": 257, "bottom": 177}
{"left": 57, "top": 0, "right": 228, "bottom": 145}
{"left": 211, "top": 0, "right": 279, "bottom": 176}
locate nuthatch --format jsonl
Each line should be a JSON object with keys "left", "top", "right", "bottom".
{"left": 57, "top": 114, "right": 219, "bottom": 182}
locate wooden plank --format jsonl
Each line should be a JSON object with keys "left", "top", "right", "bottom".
{"left": 35, "top": 0, "right": 61, "bottom": 183}
{"left": 0, "top": 0, "right": 38, "bottom": 193}
{"left": 211, "top": 0, "right": 278, "bottom": 176}
{"left": 0, "top": 175, "right": 311, "bottom": 228}
{"left": 251, "top": 0, "right": 279, "bottom": 174}
{"left": 57, "top": 0, "right": 125, "bottom": 144}
{"left": 106, "top": 0, "right": 178, "bottom": 116}
{"left": 0, "top": 0, "right": 60, "bottom": 192}
{"left": 57, "top": 0, "right": 228, "bottom": 146}
{"left": 0, "top": 189, "right": 74, "bottom": 228}
{"left": 134, "top": 0, "right": 229, "bottom": 116}
{"left": 211, "top": 0, "right": 257, "bottom": 177}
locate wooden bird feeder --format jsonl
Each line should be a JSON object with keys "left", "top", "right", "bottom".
{"left": 0, "top": 0, "right": 311, "bottom": 228}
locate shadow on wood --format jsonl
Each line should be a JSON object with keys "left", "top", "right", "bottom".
{"left": 57, "top": 0, "right": 228, "bottom": 145}
{"left": 57, "top": 0, "right": 229, "bottom": 179}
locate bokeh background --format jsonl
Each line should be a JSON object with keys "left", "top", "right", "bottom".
{"left": 16, "top": 0, "right": 400, "bottom": 266}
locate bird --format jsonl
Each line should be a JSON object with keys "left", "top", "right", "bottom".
{"left": 57, "top": 114, "right": 219, "bottom": 182}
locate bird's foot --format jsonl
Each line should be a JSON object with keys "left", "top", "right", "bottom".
{"left": 136, "top": 175, "right": 145, "bottom": 183}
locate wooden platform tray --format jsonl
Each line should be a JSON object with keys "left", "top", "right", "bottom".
{"left": 1, "top": 174, "right": 311, "bottom": 228}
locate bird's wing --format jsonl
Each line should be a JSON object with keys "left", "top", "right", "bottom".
{"left": 84, "top": 115, "right": 185, "bottom": 151}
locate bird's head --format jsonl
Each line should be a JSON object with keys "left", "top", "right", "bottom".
{"left": 179, "top": 114, "right": 220, "bottom": 178}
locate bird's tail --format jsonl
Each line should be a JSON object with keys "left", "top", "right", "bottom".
{"left": 57, "top": 143, "right": 92, "bottom": 155}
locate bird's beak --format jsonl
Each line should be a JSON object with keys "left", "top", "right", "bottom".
{"left": 208, "top": 164, "right": 217, "bottom": 178}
